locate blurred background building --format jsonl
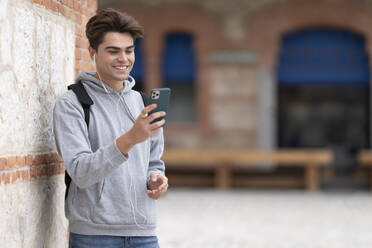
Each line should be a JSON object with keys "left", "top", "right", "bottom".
{"left": 99, "top": 0, "right": 372, "bottom": 187}
{"left": 100, "top": 0, "right": 371, "bottom": 151}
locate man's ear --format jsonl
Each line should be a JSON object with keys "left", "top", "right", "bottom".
{"left": 88, "top": 46, "right": 96, "bottom": 60}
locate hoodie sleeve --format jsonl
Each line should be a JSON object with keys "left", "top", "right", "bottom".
{"left": 53, "top": 95, "right": 128, "bottom": 189}
{"left": 147, "top": 127, "right": 165, "bottom": 185}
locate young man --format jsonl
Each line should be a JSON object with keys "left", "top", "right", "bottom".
{"left": 53, "top": 8, "right": 168, "bottom": 248}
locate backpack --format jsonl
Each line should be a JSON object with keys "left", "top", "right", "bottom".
{"left": 65, "top": 81, "right": 150, "bottom": 199}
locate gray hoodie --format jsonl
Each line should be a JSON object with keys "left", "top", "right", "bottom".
{"left": 53, "top": 71, "right": 165, "bottom": 236}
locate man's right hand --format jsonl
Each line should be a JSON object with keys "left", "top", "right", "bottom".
{"left": 115, "top": 104, "right": 166, "bottom": 155}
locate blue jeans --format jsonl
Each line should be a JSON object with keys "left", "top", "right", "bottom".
{"left": 69, "top": 233, "right": 159, "bottom": 248}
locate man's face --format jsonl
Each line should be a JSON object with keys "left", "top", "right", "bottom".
{"left": 93, "top": 32, "right": 135, "bottom": 85}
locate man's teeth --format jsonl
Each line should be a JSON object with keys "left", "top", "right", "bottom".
{"left": 114, "top": 66, "right": 128, "bottom": 70}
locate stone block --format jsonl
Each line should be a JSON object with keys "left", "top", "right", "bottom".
{"left": 0, "top": 20, "right": 12, "bottom": 65}
{"left": 0, "top": 70, "right": 24, "bottom": 155}
{"left": 0, "top": 176, "right": 68, "bottom": 247}
{"left": 211, "top": 102, "right": 257, "bottom": 130}
{"left": 36, "top": 14, "right": 51, "bottom": 92}
{"left": 14, "top": 7, "right": 35, "bottom": 87}
{"left": 210, "top": 65, "right": 257, "bottom": 97}
{"left": 0, "top": 0, "right": 8, "bottom": 21}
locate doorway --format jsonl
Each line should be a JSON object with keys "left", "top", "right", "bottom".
{"left": 277, "top": 28, "right": 370, "bottom": 180}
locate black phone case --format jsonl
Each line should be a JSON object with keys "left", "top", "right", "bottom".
{"left": 149, "top": 88, "right": 171, "bottom": 124}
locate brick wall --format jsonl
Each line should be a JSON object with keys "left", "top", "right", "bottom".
{"left": 0, "top": 0, "right": 96, "bottom": 185}
{"left": 0, "top": 0, "right": 97, "bottom": 247}
{"left": 32, "top": 0, "right": 97, "bottom": 75}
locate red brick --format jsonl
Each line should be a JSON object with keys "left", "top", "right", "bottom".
{"left": 51, "top": 0, "right": 58, "bottom": 12}
{"left": 16, "top": 156, "right": 26, "bottom": 167}
{"left": 87, "top": 0, "right": 97, "bottom": 11}
{"left": 62, "top": 6, "right": 73, "bottom": 19}
{"left": 6, "top": 156, "right": 16, "bottom": 170}
{"left": 11, "top": 171, "right": 20, "bottom": 183}
{"left": 57, "top": 3, "right": 65, "bottom": 15}
{"left": 36, "top": 167, "right": 43, "bottom": 177}
{"left": 75, "top": 48, "right": 82, "bottom": 60}
{"left": 82, "top": 50, "right": 91, "bottom": 61}
{"left": 55, "top": 153, "right": 64, "bottom": 163}
{"left": 30, "top": 167, "right": 38, "bottom": 179}
{"left": 75, "top": 12, "right": 83, "bottom": 25}
{"left": 73, "top": 0, "right": 82, "bottom": 12}
{"left": 82, "top": 38, "right": 89, "bottom": 48}
{"left": 81, "top": 61, "right": 94, "bottom": 71}
{"left": 0, "top": 158, "right": 6, "bottom": 170}
{"left": 75, "top": 58, "right": 81, "bottom": 69}
{"left": 81, "top": 16, "right": 89, "bottom": 27}
{"left": 32, "top": 154, "right": 46, "bottom": 165}
{"left": 80, "top": 0, "right": 88, "bottom": 7}
{"left": 84, "top": 7, "right": 90, "bottom": 17}
{"left": 75, "top": 25, "right": 85, "bottom": 37}
{"left": 60, "top": 0, "right": 68, "bottom": 5}
{"left": 46, "top": 166, "right": 53, "bottom": 176}
{"left": 67, "top": 0, "right": 74, "bottom": 8}
{"left": 75, "top": 37, "right": 83, "bottom": 48}
{"left": 45, "top": 0, "right": 52, "bottom": 10}
{"left": 21, "top": 170, "right": 30, "bottom": 181}
{"left": 2, "top": 173, "right": 10, "bottom": 184}
{"left": 60, "top": 164, "right": 67, "bottom": 174}
{"left": 32, "top": 0, "right": 43, "bottom": 5}
{"left": 25, "top": 155, "right": 33, "bottom": 166}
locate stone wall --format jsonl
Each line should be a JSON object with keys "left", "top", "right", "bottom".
{"left": 0, "top": 0, "right": 96, "bottom": 247}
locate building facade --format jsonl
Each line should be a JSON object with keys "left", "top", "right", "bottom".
{"left": 100, "top": 0, "right": 372, "bottom": 152}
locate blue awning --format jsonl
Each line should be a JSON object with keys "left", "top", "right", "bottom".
{"left": 277, "top": 28, "right": 370, "bottom": 85}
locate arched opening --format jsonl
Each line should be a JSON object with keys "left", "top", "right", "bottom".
{"left": 277, "top": 28, "right": 370, "bottom": 154}
{"left": 162, "top": 33, "right": 196, "bottom": 122}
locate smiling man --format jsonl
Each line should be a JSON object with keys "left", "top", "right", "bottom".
{"left": 53, "top": 8, "right": 168, "bottom": 248}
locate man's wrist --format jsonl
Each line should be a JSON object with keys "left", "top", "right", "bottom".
{"left": 115, "top": 132, "right": 136, "bottom": 155}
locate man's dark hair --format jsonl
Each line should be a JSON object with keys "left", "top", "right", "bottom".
{"left": 86, "top": 8, "right": 144, "bottom": 51}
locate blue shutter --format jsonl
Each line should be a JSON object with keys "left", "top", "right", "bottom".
{"left": 277, "top": 28, "right": 370, "bottom": 85}
{"left": 131, "top": 38, "right": 144, "bottom": 82}
{"left": 163, "top": 33, "right": 196, "bottom": 83}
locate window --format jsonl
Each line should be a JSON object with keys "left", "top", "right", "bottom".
{"left": 162, "top": 33, "right": 196, "bottom": 122}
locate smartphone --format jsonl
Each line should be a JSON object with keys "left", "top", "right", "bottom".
{"left": 148, "top": 88, "right": 171, "bottom": 124}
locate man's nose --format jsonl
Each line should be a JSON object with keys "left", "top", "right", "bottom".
{"left": 118, "top": 52, "right": 129, "bottom": 62}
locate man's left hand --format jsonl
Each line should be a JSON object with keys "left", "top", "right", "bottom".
{"left": 146, "top": 173, "right": 168, "bottom": 200}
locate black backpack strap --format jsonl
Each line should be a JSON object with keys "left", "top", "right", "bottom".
{"left": 68, "top": 82, "right": 94, "bottom": 127}
{"left": 139, "top": 91, "right": 151, "bottom": 107}
{"left": 65, "top": 82, "right": 93, "bottom": 200}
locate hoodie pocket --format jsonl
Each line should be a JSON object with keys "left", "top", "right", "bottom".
{"left": 91, "top": 174, "right": 135, "bottom": 225}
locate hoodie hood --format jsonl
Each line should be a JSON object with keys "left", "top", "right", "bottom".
{"left": 75, "top": 71, "right": 136, "bottom": 94}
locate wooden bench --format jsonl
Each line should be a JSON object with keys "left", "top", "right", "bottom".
{"left": 162, "top": 149, "right": 333, "bottom": 191}
{"left": 357, "top": 150, "right": 372, "bottom": 190}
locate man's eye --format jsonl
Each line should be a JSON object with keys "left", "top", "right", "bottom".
{"left": 108, "top": 50, "right": 118, "bottom": 54}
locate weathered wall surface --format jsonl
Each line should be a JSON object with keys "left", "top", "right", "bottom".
{"left": 0, "top": 0, "right": 97, "bottom": 247}
{"left": 0, "top": 0, "right": 75, "bottom": 155}
{"left": 0, "top": 176, "right": 67, "bottom": 247}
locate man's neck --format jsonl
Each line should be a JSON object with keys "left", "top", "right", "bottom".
{"left": 94, "top": 74, "right": 124, "bottom": 92}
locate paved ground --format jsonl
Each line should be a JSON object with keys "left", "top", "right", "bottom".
{"left": 156, "top": 189, "right": 372, "bottom": 248}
